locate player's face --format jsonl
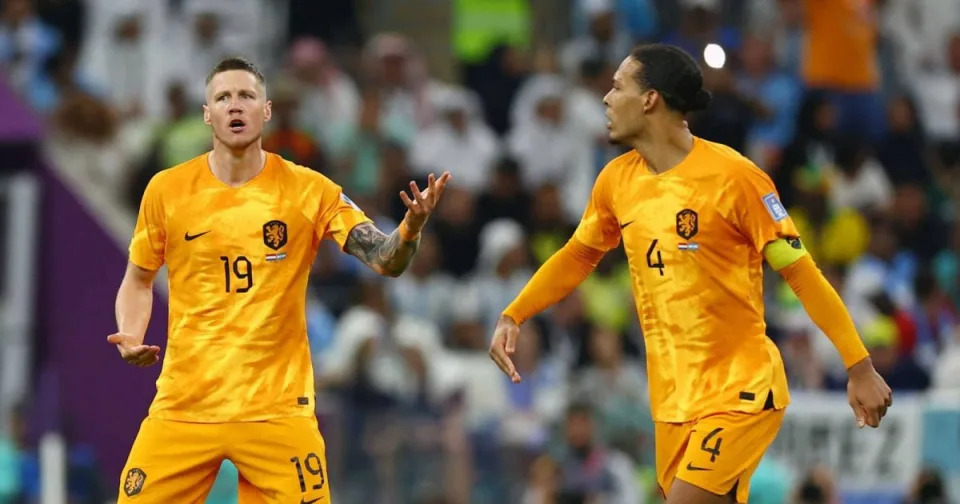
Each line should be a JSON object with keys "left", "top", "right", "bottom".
{"left": 602, "top": 57, "right": 653, "bottom": 144}
{"left": 203, "top": 70, "right": 271, "bottom": 151}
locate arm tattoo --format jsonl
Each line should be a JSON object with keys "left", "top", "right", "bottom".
{"left": 344, "top": 222, "right": 420, "bottom": 277}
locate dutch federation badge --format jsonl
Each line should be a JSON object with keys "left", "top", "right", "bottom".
{"left": 762, "top": 192, "right": 789, "bottom": 222}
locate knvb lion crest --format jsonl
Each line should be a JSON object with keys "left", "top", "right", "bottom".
{"left": 124, "top": 468, "right": 146, "bottom": 497}
{"left": 676, "top": 209, "right": 699, "bottom": 240}
{"left": 263, "top": 220, "right": 288, "bottom": 250}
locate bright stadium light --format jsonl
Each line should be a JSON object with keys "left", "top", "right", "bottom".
{"left": 704, "top": 43, "right": 726, "bottom": 69}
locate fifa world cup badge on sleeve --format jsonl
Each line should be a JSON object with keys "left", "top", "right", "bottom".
{"left": 762, "top": 193, "right": 789, "bottom": 222}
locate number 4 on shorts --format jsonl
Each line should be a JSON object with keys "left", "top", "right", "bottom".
{"left": 700, "top": 427, "right": 723, "bottom": 463}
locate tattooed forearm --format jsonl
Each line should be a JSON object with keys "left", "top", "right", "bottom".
{"left": 344, "top": 222, "right": 420, "bottom": 277}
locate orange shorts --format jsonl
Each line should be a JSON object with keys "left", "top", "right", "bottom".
{"left": 655, "top": 406, "right": 784, "bottom": 503}
{"left": 117, "top": 416, "right": 330, "bottom": 503}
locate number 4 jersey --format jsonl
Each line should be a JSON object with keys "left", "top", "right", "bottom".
{"left": 574, "top": 137, "right": 798, "bottom": 423}
{"left": 129, "top": 152, "right": 371, "bottom": 422}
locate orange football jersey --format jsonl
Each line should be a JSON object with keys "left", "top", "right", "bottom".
{"left": 575, "top": 137, "right": 797, "bottom": 422}
{"left": 129, "top": 152, "right": 370, "bottom": 422}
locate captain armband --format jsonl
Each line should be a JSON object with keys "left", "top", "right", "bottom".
{"left": 763, "top": 237, "right": 808, "bottom": 271}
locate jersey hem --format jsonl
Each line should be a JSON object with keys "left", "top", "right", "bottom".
{"left": 146, "top": 409, "right": 315, "bottom": 423}
{"left": 651, "top": 401, "right": 791, "bottom": 424}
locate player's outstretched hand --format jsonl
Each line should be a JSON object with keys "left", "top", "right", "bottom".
{"left": 846, "top": 357, "right": 893, "bottom": 428}
{"left": 107, "top": 333, "right": 161, "bottom": 367}
{"left": 399, "top": 172, "right": 451, "bottom": 233}
{"left": 489, "top": 314, "right": 522, "bottom": 383}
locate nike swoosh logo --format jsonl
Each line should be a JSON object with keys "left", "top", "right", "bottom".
{"left": 301, "top": 497, "right": 324, "bottom": 504}
{"left": 620, "top": 220, "right": 635, "bottom": 229}
{"left": 686, "top": 462, "right": 711, "bottom": 472}
{"left": 184, "top": 231, "right": 211, "bottom": 241}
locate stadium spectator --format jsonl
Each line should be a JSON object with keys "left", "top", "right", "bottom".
{"left": 844, "top": 217, "right": 918, "bottom": 323}
{"left": 800, "top": 0, "right": 885, "bottom": 140}
{"left": 544, "top": 402, "right": 641, "bottom": 504}
{"left": 826, "top": 134, "right": 893, "bottom": 215}
{"left": 911, "top": 269, "right": 960, "bottom": 371}
{"left": 464, "top": 218, "right": 533, "bottom": 334}
{"left": 661, "top": 0, "right": 741, "bottom": 62}
{"left": 75, "top": 2, "right": 151, "bottom": 120}
{"left": 431, "top": 186, "right": 481, "bottom": 277}
{"left": 465, "top": 44, "right": 528, "bottom": 136}
{"left": 735, "top": 32, "right": 802, "bottom": 170}
{"left": 689, "top": 64, "right": 752, "bottom": 153}
{"left": 476, "top": 157, "right": 533, "bottom": 230}
{"left": 286, "top": 36, "right": 361, "bottom": 161}
{"left": 932, "top": 222, "right": 960, "bottom": 310}
{"left": 876, "top": 95, "right": 932, "bottom": 187}
{"left": 527, "top": 184, "right": 575, "bottom": 264}
{"left": 560, "top": 0, "right": 634, "bottom": 81}
{"left": 903, "top": 468, "right": 951, "bottom": 504}
{"left": 388, "top": 229, "right": 458, "bottom": 332}
{"left": 0, "top": 0, "right": 60, "bottom": 94}
{"left": 932, "top": 326, "right": 960, "bottom": 390}
{"left": 792, "top": 466, "right": 840, "bottom": 504}
{"left": 571, "top": 324, "right": 651, "bottom": 462}
{"left": 261, "top": 76, "right": 325, "bottom": 170}
{"left": 410, "top": 85, "right": 501, "bottom": 193}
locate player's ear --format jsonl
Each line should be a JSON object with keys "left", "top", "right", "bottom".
{"left": 202, "top": 104, "right": 211, "bottom": 125}
{"left": 643, "top": 90, "right": 659, "bottom": 113}
{"left": 263, "top": 100, "right": 272, "bottom": 123}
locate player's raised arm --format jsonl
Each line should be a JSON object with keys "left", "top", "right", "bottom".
{"left": 732, "top": 167, "right": 892, "bottom": 428}
{"left": 489, "top": 167, "right": 621, "bottom": 383}
{"left": 342, "top": 172, "right": 451, "bottom": 277}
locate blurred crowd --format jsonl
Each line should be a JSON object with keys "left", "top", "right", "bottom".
{"left": 1, "top": 0, "right": 959, "bottom": 502}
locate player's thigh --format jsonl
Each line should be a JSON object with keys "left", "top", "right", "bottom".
{"left": 676, "top": 408, "right": 785, "bottom": 503}
{"left": 666, "top": 478, "right": 736, "bottom": 504}
{"left": 228, "top": 416, "right": 331, "bottom": 504}
{"left": 237, "top": 472, "right": 268, "bottom": 504}
{"left": 653, "top": 420, "right": 694, "bottom": 499}
{"left": 117, "top": 418, "right": 224, "bottom": 503}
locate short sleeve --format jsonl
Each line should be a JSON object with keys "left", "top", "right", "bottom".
{"left": 128, "top": 175, "right": 167, "bottom": 270}
{"left": 732, "top": 165, "right": 801, "bottom": 254}
{"left": 314, "top": 178, "right": 372, "bottom": 250}
{"left": 573, "top": 167, "right": 621, "bottom": 251}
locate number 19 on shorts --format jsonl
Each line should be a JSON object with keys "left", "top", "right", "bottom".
{"left": 290, "top": 453, "right": 325, "bottom": 493}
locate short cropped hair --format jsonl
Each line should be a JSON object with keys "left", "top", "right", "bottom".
{"left": 630, "top": 44, "right": 711, "bottom": 114}
{"left": 206, "top": 57, "right": 266, "bottom": 87}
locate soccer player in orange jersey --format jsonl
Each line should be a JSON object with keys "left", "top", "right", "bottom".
{"left": 107, "top": 57, "right": 449, "bottom": 503}
{"left": 488, "top": 44, "right": 893, "bottom": 504}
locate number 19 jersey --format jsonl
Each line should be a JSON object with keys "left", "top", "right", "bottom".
{"left": 575, "top": 138, "right": 798, "bottom": 423}
{"left": 128, "top": 152, "right": 370, "bottom": 422}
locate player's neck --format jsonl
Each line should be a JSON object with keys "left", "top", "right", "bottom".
{"left": 208, "top": 144, "right": 266, "bottom": 187}
{"left": 632, "top": 121, "right": 694, "bottom": 175}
